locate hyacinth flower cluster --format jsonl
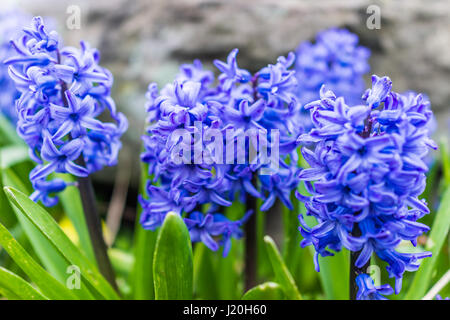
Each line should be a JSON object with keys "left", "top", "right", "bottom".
{"left": 295, "top": 28, "right": 370, "bottom": 132}
{"left": 0, "top": 9, "right": 29, "bottom": 121}
{"left": 140, "top": 49, "right": 303, "bottom": 256}
{"left": 296, "top": 75, "right": 436, "bottom": 298}
{"left": 295, "top": 28, "right": 370, "bottom": 106}
{"left": 4, "top": 17, "right": 127, "bottom": 206}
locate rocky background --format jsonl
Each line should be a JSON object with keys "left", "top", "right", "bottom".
{"left": 9, "top": 0, "right": 450, "bottom": 191}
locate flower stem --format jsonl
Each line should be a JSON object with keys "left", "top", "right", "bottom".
{"left": 350, "top": 116, "right": 373, "bottom": 299}
{"left": 244, "top": 74, "right": 260, "bottom": 290}
{"left": 76, "top": 157, "right": 118, "bottom": 292}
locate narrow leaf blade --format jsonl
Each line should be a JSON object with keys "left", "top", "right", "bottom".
{"left": 0, "top": 221, "right": 79, "bottom": 300}
{"left": 405, "top": 186, "right": 450, "bottom": 299}
{"left": 131, "top": 162, "right": 157, "bottom": 300}
{"left": 0, "top": 266, "right": 48, "bottom": 300}
{"left": 4, "top": 186, "right": 120, "bottom": 300}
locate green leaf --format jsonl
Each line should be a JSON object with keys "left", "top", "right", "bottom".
{"left": 440, "top": 138, "right": 450, "bottom": 186}
{"left": 153, "top": 212, "right": 193, "bottom": 300}
{"left": 216, "top": 202, "right": 245, "bottom": 299}
{"left": 242, "top": 281, "right": 285, "bottom": 300}
{"left": 256, "top": 198, "right": 271, "bottom": 279}
{"left": 0, "top": 266, "right": 48, "bottom": 300}
{"left": 0, "top": 161, "right": 17, "bottom": 228}
{"left": 2, "top": 168, "right": 71, "bottom": 285}
{"left": 193, "top": 242, "right": 219, "bottom": 299}
{"left": 264, "top": 235, "right": 302, "bottom": 300}
{"left": 282, "top": 191, "right": 304, "bottom": 284}
{"left": 405, "top": 186, "right": 450, "bottom": 300}
{"left": 316, "top": 248, "right": 349, "bottom": 300}
{"left": 131, "top": 162, "right": 157, "bottom": 300}
{"left": 4, "top": 186, "right": 120, "bottom": 300}
{"left": 216, "top": 238, "right": 244, "bottom": 299}
{"left": 56, "top": 173, "right": 96, "bottom": 265}
{"left": 131, "top": 226, "right": 158, "bottom": 300}
{"left": 0, "top": 221, "right": 79, "bottom": 300}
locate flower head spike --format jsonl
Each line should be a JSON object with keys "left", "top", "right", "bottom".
{"left": 295, "top": 28, "right": 370, "bottom": 106}
{"left": 296, "top": 75, "right": 434, "bottom": 296}
{"left": 140, "top": 49, "right": 302, "bottom": 255}
{"left": 5, "top": 16, "right": 127, "bottom": 206}
{"left": 294, "top": 28, "right": 370, "bottom": 132}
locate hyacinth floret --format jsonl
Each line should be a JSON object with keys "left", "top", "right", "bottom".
{"left": 140, "top": 49, "right": 303, "bottom": 255}
{"left": 355, "top": 274, "right": 394, "bottom": 300}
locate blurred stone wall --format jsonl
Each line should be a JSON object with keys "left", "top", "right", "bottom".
{"left": 14, "top": 0, "right": 450, "bottom": 185}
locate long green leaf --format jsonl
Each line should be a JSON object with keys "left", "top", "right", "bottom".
{"left": 405, "top": 186, "right": 450, "bottom": 299}
{"left": 283, "top": 191, "right": 304, "bottom": 284}
{"left": 242, "top": 281, "right": 285, "bottom": 300}
{"left": 4, "top": 186, "right": 120, "bottom": 300}
{"left": 264, "top": 235, "right": 302, "bottom": 300}
{"left": 131, "top": 226, "right": 158, "bottom": 299}
{"left": 0, "top": 266, "right": 48, "bottom": 300}
{"left": 0, "top": 160, "right": 17, "bottom": 228}
{"left": 316, "top": 248, "right": 349, "bottom": 300}
{"left": 56, "top": 174, "right": 96, "bottom": 264}
{"left": 193, "top": 242, "right": 218, "bottom": 299}
{"left": 217, "top": 202, "right": 246, "bottom": 299}
{"left": 2, "top": 168, "right": 71, "bottom": 284}
{"left": 256, "top": 198, "right": 271, "bottom": 279}
{"left": 153, "top": 212, "right": 193, "bottom": 300}
{"left": 0, "top": 221, "right": 79, "bottom": 300}
{"left": 216, "top": 238, "right": 244, "bottom": 299}
{"left": 440, "top": 138, "right": 450, "bottom": 186}
{"left": 131, "top": 162, "right": 157, "bottom": 300}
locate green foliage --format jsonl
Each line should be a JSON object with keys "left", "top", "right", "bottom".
{"left": 316, "top": 249, "right": 349, "bottom": 300}
{"left": 0, "top": 267, "right": 47, "bottom": 300}
{"left": 4, "top": 187, "right": 120, "bottom": 300}
{"left": 153, "top": 212, "right": 193, "bottom": 300}
{"left": 130, "top": 162, "right": 158, "bottom": 300}
{"left": 405, "top": 186, "right": 450, "bottom": 299}
{"left": 193, "top": 243, "right": 219, "bottom": 299}
{"left": 3, "top": 169, "right": 73, "bottom": 286}
{"left": 0, "top": 221, "right": 78, "bottom": 300}
{"left": 56, "top": 173, "right": 96, "bottom": 265}
{"left": 0, "top": 111, "right": 447, "bottom": 302}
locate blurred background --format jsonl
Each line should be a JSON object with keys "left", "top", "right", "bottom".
{"left": 2, "top": 0, "right": 450, "bottom": 235}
